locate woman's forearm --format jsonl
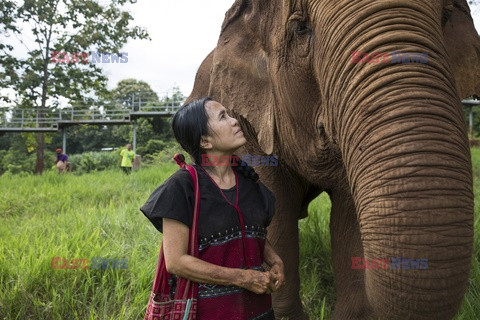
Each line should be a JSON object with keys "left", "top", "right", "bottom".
{"left": 167, "top": 254, "right": 246, "bottom": 287}
{"left": 162, "top": 218, "right": 273, "bottom": 294}
{"left": 167, "top": 253, "right": 276, "bottom": 294}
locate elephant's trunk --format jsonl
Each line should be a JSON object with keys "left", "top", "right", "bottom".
{"left": 316, "top": 2, "right": 474, "bottom": 318}
{"left": 349, "top": 109, "right": 473, "bottom": 319}
{"left": 338, "top": 55, "right": 473, "bottom": 320}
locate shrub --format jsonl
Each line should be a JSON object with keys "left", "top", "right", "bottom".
{"left": 0, "top": 148, "right": 40, "bottom": 175}
{"left": 136, "top": 139, "right": 167, "bottom": 157}
{"left": 142, "top": 141, "right": 184, "bottom": 165}
{"left": 69, "top": 151, "right": 119, "bottom": 174}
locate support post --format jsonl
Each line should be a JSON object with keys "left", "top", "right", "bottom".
{"left": 62, "top": 128, "right": 67, "bottom": 154}
{"left": 133, "top": 119, "right": 137, "bottom": 153}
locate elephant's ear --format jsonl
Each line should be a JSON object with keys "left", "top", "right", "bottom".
{"left": 208, "top": 0, "right": 276, "bottom": 155}
{"left": 442, "top": 0, "right": 480, "bottom": 99}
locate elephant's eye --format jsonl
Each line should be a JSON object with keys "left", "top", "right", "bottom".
{"left": 295, "top": 20, "right": 310, "bottom": 36}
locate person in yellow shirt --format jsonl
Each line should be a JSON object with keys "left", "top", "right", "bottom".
{"left": 120, "top": 143, "right": 135, "bottom": 174}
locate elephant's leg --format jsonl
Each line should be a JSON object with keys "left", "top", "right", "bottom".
{"left": 269, "top": 210, "right": 306, "bottom": 319}
{"left": 329, "top": 186, "right": 374, "bottom": 319}
{"left": 260, "top": 167, "right": 308, "bottom": 320}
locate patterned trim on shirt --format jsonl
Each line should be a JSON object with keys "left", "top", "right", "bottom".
{"left": 199, "top": 225, "right": 267, "bottom": 251}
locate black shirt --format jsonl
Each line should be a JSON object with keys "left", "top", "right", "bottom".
{"left": 140, "top": 164, "right": 276, "bottom": 243}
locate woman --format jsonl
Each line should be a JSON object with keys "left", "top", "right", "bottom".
{"left": 140, "top": 98, "right": 285, "bottom": 319}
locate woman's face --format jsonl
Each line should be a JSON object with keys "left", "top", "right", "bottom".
{"left": 202, "top": 100, "right": 246, "bottom": 153}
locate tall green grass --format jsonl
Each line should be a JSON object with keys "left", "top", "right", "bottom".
{"left": 0, "top": 164, "right": 177, "bottom": 319}
{"left": 0, "top": 151, "right": 479, "bottom": 319}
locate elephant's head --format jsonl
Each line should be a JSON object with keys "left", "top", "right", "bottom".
{"left": 191, "top": 0, "right": 479, "bottom": 318}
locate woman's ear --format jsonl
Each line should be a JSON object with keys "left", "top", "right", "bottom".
{"left": 200, "top": 136, "right": 212, "bottom": 150}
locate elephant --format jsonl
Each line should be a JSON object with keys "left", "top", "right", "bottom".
{"left": 186, "top": 0, "right": 480, "bottom": 319}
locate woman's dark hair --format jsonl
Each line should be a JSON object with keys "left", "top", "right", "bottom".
{"left": 172, "top": 97, "right": 259, "bottom": 182}
{"left": 172, "top": 97, "right": 211, "bottom": 165}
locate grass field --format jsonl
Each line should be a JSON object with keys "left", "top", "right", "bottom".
{"left": 0, "top": 150, "right": 479, "bottom": 319}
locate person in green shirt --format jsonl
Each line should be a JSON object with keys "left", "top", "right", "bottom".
{"left": 120, "top": 143, "right": 135, "bottom": 174}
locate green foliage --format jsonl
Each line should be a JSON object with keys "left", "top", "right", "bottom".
{"left": 464, "top": 105, "right": 480, "bottom": 139}
{"left": 136, "top": 139, "right": 167, "bottom": 157}
{"left": 158, "top": 86, "right": 185, "bottom": 110}
{"left": 141, "top": 141, "right": 184, "bottom": 165}
{"left": 0, "top": 139, "right": 181, "bottom": 176}
{"left": 110, "top": 79, "right": 159, "bottom": 110}
{"left": 299, "top": 193, "right": 335, "bottom": 319}
{"left": 69, "top": 151, "right": 120, "bottom": 174}
{"left": 56, "top": 125, "right": 127, "bottom": 155}
{"left": 0, "top": 145, "right": 52, "bottom": 175}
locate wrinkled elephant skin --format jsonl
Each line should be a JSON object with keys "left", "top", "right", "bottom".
{"left": 188, "top": 0, "right": 480, "bottom": 319}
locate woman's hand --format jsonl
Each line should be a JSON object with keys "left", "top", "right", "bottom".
{"left": 268, "top": 261, "right": 285, "bottom": 291}
{"left": 163, "top": 219, "right": 286, "bottom": 295}
{"left": 239, "top": 269, "right": 273, "bottom": 294}
{"left": 263, "top": 239, "right": 286, "bottom": 292}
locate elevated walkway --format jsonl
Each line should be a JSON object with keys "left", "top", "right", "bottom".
{"left": 0, "top": 104, "right": 180, "bottom": 132}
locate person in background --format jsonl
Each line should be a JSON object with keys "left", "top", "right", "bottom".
{"left": 55, "top": 148, "right": 70, "bottom": 173}
{"left": 120, "top": 143, "right": 135, "bottom": 174}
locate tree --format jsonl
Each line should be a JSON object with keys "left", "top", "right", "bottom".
{"left": 0, "top": 0, "right": 149, "bottom": 173}
{"left": 111, "top": 78, "right": 159, "bottom": 111}
{"left": 0, "top": 1, "right": 20, "bottom": 100}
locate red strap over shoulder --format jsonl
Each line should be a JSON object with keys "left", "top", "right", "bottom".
{"left": 172, "top": 153, "right": 200, "bottom": 299}
{"left": 148, "top": 154, "right": 200, "bottom": 306}
{"left": 173, "top": 153, "right": 200, "bottom": 258}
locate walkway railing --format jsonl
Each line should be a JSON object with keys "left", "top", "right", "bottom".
{"left": 0, "top": 101, "right": 182, "bottom": 132}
